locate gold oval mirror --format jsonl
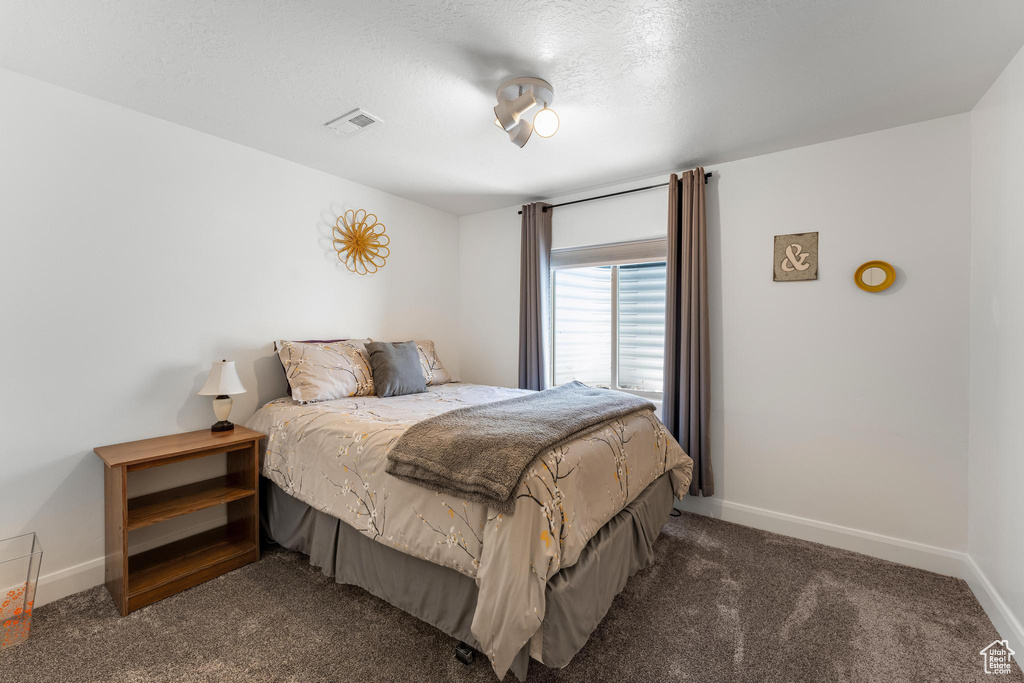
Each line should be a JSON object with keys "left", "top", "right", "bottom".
{"left": 854, "top": 260, "right": 896, "bottom": 293}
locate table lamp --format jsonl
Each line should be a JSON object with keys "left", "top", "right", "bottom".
{"left": 198, "top": 360, "right": 246, "bottom": 432}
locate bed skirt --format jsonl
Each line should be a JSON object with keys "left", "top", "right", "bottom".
{"left": 262, "top": 473, "right": 674, "bottom": 680}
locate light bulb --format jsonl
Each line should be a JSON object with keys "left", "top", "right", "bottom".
{"left": 533, "top": 107, "right": 559, "bottom": 138}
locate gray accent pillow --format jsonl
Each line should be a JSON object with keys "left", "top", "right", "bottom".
{"left": 365, "top": 341, "right": 427, "bottom": 398}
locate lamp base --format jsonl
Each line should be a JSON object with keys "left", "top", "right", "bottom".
{"left": 210, "top": 394, "right": 234, "bottom": 432}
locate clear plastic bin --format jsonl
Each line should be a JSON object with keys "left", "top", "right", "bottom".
{"left": 1, "top": 533, "right": 42, "bottom": 648}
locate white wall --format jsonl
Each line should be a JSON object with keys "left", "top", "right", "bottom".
{"left": 0, "top": 68, "right": 461, "bottom": 603}
{"left": 459, "top": 115, "right": 972, "bottom": 571}
{"left": 968, "top": 44, "right": 1024, "bottom": 652}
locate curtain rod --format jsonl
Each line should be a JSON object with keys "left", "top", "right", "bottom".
{"left": 517, "top": 172, "right": 713, "bottom": 215}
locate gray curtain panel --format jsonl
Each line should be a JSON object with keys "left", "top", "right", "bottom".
{"left": 518, "top": 202, "right": 553, "bottom": 390}
{"left": 662, "top": 169, "right": 714, "bottom": 497}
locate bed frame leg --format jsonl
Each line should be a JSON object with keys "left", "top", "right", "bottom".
{"left": 454, "top": 642, "right": 475, "bottom": 665}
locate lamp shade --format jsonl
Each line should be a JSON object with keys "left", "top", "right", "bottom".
{"left": 198, "top": 360, "right": 246, "bottom": 396}
{"left": 508, "top": 118, "right": 533, "bottom": 148}
{"left": 494, "top": 91, "right": 537, "bottom": 131}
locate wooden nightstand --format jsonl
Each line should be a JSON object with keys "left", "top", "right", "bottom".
{"left": 94, "top": 426, "right": 265, "bottom": 615}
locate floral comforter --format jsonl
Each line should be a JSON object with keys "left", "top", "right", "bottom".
{"left": 246, "top": 383, "right": 693, "bottom": 678}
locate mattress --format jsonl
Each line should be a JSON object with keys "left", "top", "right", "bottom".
{"left": 246, "top": 383, "right": 693, "bottom": 677}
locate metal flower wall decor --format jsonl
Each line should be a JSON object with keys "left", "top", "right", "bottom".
{"left": 333, "top": 209, "right": 390, "bottom": 275}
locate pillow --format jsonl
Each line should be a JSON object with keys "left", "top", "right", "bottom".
{"left": 275, "top": 338, "right": 372, "bottom": 397}
{"left": 365, "top": 341, "right": 427, "bottom": 397}
{"left": 276, "top": 339, "right": 374, "bottom": 403}
{"left": 414, "top": 340, "right": 453, "bottom": 386}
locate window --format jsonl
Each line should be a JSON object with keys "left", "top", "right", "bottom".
{"left": 551, "top": 240, "right": 666, "bottom": 400}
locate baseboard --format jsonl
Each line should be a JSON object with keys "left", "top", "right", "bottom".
{"left": 675, "top": 496, "right": 967, "bottom": 578}
{"left": 35, "top": 556, "right": 106, "bottom": 607}
{"left": 34, "top": 517, "right": 227, "bottom": 607}
{"left": 963, "top": 555, "right": 1024, "bottom": 654}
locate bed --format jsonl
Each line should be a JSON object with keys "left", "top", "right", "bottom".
{"left": 246, "top": 382, "right": 693, "bottom": 679}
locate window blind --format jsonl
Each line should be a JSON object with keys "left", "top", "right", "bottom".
{"left": 617, "top": 263, "right": 666, "bottom": 393}
{"left": 552, "top": 266, "right": 611, "bottom": 387}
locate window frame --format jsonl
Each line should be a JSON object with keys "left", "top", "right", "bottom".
{"left": 550, "top": 238, "right": 667, "bottom": 402}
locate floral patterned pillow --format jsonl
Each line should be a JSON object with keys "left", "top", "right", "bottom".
{"left": 276, "top": 339, "right": 374, "bottom": 402}
{"left": 415, "top": 340, "right": 452, "bottom": 386}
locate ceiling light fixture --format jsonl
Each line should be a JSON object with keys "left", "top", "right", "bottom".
{"left": 493, "top": 77, "right": 557, "bottom": 148}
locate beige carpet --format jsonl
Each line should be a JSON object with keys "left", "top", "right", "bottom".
{"left": 1, "top": 512, "right": 1019, "bottom": 682}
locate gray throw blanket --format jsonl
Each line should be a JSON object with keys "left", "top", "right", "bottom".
{"left": 385, "top": 381, "right": 654, "bottom": 515}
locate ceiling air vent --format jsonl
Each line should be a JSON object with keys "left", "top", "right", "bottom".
{"left": 326, "top": 108, "right": 382, "bottom": 136}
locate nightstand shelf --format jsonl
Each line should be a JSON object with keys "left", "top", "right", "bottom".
{"left": 127, "top": 475, "right": 255, "bottom": 531}
{"left": 95, "top": 426, "right": 264, "bottom": 615}
{"left": 127, "top": 526, "right": 255, "bottom": 609}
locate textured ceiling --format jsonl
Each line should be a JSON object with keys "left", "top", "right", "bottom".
{"left": 2, "top": 1, "right": 1023, "bottom": 215}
